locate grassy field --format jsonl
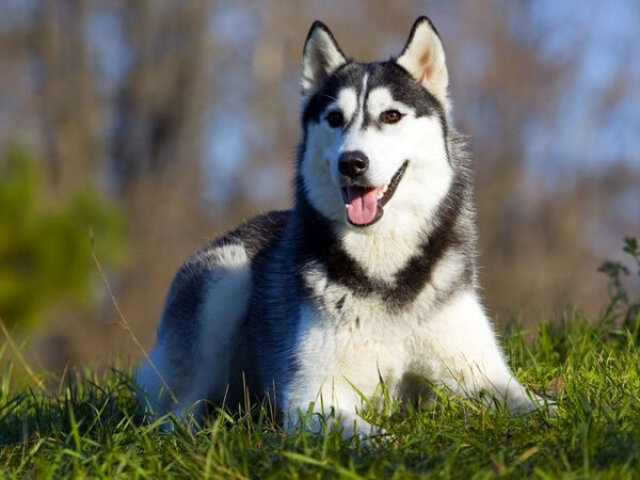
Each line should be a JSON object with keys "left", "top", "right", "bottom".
{"left": 0, "top": 313, "right": 638, "bottom": 479}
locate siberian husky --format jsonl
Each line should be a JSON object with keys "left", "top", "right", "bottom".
{"left": 136, "top": 17, "right": 549, "bottom": 436}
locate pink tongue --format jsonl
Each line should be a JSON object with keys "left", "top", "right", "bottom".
{"left": 345, "top": 186, "right": 381, "bottom": 225}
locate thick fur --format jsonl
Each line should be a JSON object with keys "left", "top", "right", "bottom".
{"left": 136, "top": 17, "right": 548, "bottom": 436}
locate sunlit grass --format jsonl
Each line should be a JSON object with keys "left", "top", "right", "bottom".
{"left": 1, "top": 315, "right": 639, "bottom": 479}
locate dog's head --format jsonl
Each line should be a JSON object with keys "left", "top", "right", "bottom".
{"left": 298, "top": 17, "right": 454, "bottom": 233}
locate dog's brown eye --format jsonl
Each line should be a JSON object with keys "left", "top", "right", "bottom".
{"left": 326, "top": 111, "right": 344, "bottom": 128}
{"left": 380, "top": 110, "right": 403, "bottom": 124}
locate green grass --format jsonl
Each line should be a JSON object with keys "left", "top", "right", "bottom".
{"left": 1, "top": 314, "right": 639, "bottom": 479}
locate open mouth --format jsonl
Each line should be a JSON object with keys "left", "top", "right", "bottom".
{"left": 340, "top": 160, "right": 409, "bottom": 227}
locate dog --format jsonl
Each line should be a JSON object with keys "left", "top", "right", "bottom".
{"left": 136, "top": 16, "right": 548, "bottom": 437}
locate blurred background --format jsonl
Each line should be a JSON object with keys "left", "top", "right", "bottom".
{"left": 0, "top": 0, "right": 638, "bottom": 375}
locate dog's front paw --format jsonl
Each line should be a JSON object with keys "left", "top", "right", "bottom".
{"left": 508, "top": 392, "right": 558, "bottom": 416}
{"left": 284, "top": 406, "right": 387, "bottom": 441}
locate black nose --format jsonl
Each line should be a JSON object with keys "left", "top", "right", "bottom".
{"left": 338, "top": 151, "right": 369, "bottom": 178}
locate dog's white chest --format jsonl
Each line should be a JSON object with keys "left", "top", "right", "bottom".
{"left": 290, "top": 298, "right": 418, "bottom": 404}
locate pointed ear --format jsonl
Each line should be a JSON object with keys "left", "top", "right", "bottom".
{"left": 301, "top": 21, "right": 347, "bottom": 98}
{"left": 396, "top": 17, "right": 450, "bottom": 110}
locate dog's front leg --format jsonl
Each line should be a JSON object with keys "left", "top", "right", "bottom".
{"left": 423, "top": 291, "right": 549, "bottom": 411}
{"left": 281, "top": 304, "right": 388, "bottom": 438}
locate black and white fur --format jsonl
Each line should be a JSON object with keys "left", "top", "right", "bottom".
{"left": 136, "top": 17, "right": 548, "bottom": 436}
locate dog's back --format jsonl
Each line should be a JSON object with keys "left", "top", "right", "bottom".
{"left": 136, "top": 211, "right": 289, "bottom": 417}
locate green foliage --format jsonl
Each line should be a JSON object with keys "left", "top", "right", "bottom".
{"left": 598, "top": 236, "right": 640, "bottom": 330}
{"left": 0, "top": 144, "right": 126, "bottom": 328}
{"left": 1, "top": 315, "right": 639, "bottom": 478}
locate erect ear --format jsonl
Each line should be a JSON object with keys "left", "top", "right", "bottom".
{"left": 396, "top": 17, "right": 450, "bottom": 110}
{"left": 301, "top": 21, "right": 347, "bottom": 98}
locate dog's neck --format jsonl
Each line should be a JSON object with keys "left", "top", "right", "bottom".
{"left": 291, "top": 190, "right": 431, "bottom": 282}
{"left": 335, "top": 225, "right": 427, "bottom": 281}
{"left": 290, "top": 171, "right": 473, "bottom": 309}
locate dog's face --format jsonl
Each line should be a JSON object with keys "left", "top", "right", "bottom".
{"left": 299, "top": 18, "right": 454, "bottom": 233}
